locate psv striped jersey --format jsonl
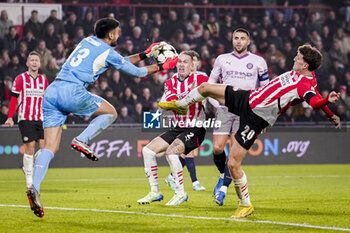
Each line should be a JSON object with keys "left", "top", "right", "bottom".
{"left": 249, "top": 70, "right": 317, "bottom": 126}
{"left": 11, "top": 72, "right": 48, "bottom": 121}
{"left": 163, "top": 72, "right": 209, "bottom": 126}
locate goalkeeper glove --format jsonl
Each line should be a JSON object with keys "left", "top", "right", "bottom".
{"left": 157, "top": 56, "right": 179, "bottom": 71}
{"left": 138, "top": 41, "right": 167, "bottom": 60}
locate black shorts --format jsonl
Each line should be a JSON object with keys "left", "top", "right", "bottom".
{"left": 18, "top": 120, "right": 44, "bottom": 143}
{"left": 224, "top": 86, "right": 269, "bottom": 150}
{"left": 159, "top": 127, "right": 206, "bottom": 154}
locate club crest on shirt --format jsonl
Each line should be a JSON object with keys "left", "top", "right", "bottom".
{"left": 246, "top": 63, "right": 253, "bottom": 69}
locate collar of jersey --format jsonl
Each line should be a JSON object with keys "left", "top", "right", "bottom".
{"left": 177, "top": 73, "right": 191, "bottom": 82}
{"left": 231, "top": 52, "right": 250, "bottom": 60}
{"left": 26, "top": 71, "right": 38, "bottom": 80}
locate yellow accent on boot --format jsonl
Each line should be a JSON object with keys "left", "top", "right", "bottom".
{"left": 231, "top": 204, "right": 254, "bottom": 218}
{"left": 158, "top": 100, "right": 188, "bottom": 114}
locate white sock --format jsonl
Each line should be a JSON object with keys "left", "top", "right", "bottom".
{"left": 177, "top": 87, "right": 205, "bottom": 107}
{"left": 142, "top": 147, "right": 159, "bottom": 193}
{"left": 219, "top": 185, "right": 228, "bottom": 194}
{"left": 233, "top": 171, "right": 251, "bottom": 206}
{"left": 23, "top": 153, "right": 33, "bottom": 188}
{"left": 166, "top": 154, "right": 185, "bottom": 195}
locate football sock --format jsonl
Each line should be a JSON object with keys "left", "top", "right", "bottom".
{"left": 76, "top": 114, "right": 115, "bottom": 143}
{"left": 213, "top": 151, "right": 226, "bottom": 174}
{"left": 233, "top": 171, "right": 251, "bottom": 206}
{"left": 179, "top": 156, "right": 186, "bottom": 167}
{"left": 185, "top": 157, "right": 198, "bottom": 183}
{"left": 23, "top": 153, "right": 33, "bottom": 188}
{"left": 166, "top": 154, "right": 185, "bottom": 195}
{"left": 223, "top": 164, "right": 233, "bottom": 187}
{"left": 177, "top": 87, "right": 205, "bottom": 107}
{"left": 142, "top": 147, "right": 159, "bottom": 193}
{"left": 32, "top": 149, "right": 54, "bottom": 193}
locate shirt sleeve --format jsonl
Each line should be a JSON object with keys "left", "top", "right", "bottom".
{"left": 163, "top": 79, "right": 177, "bottom": 101}
{"left": 11, "top": 75, "right": 23, "bottom": 95}
{"left": 208, "top": 56, "right": 222, "bottom": 84}
{"left": 297, "top": 78, "right": 316, "bottom": 99}
{"left": 197, "top": 74, "right": 209, "bottom": 85}
{"left": 258, "top": 58, "right": 269, "bottom": 87}
{"left": 107, "top": 50, "right": 148, "bottom": 77}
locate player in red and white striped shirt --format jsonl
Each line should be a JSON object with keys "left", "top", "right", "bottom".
{"left": 159, "top": 45, "right": 340, "bottom": 217}
{"left": 163, "top": 51, "right": 207, "bottom": 192}
{"left": 138, "top": 51, "right": 208, "bottom": 206}
{"left": 5, "top": 51, "right": 48, "bottom": 189}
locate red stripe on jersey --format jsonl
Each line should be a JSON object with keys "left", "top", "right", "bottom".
{"left": 250, "top": 82, "right": 282, "bottom": 109}
{"left": 16, "top": 72, "right": 47, "bottom": 121}
{"left": 264, "top": 84, "right": 298, "bottom": 106}
{"left": 249, "top": 78, "right": 280, "bottom": 102}
{"left": 163, "top": 73, "right": 208, "bottom": 127}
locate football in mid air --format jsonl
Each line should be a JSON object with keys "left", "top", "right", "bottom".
{"left": 153, "top": 44, "right": 178, "bottom": 64}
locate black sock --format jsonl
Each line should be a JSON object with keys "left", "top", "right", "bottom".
{"left": 185, "top": 157, "right": 197, "bottom": 183}
{"left": 213, "top": 151, "right": 226, "bottom": 174}
{"left": 223, "top": 164, "right": 232, "bottom": 186}
{"left": 179, "top": 156, "right": 186, "bottom": 167}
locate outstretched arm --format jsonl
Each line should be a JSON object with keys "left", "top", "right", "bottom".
{"left": 304, "top": 91, "right": 341, "bottom": 128}
{"left": 128, "top": 42, "right": 167, "bottom": 64}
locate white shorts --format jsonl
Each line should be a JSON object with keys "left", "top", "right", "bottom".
{"left": 213, "top": 107, "right": 240, "bottom": 135}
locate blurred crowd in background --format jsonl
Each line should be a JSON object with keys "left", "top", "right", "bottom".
{"left": 0, "top": 0, "right": 350, "bottom": 126}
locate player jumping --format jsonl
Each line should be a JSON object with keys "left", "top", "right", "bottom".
{"left": 26, "top": 18, "right": 178, "bottom": 218}
{"left": 159, "top": 44, "right": 340, "bottom": 217}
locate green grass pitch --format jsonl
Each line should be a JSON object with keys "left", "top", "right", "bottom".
{"left": 0, "top": 164, "right": 349, "bottom": 233}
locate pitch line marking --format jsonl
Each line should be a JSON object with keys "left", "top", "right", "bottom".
{"left": 0, "top": 174, "right": 349, "bottom": 183}
{"left": 1, "top": 204, "right": 349, "bottom": 232}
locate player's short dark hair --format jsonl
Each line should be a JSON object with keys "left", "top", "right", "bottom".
{"left": 233, "top": 28, "right": 250, "bottom": 38}
{"left": 181, "top": 50, "right": 200, "bottom": 60}
{"left": 94, "top": 18, "right": 120, "bottom": 39}
{"left": 298, "top": 44, "right": 322, "bottom": 71}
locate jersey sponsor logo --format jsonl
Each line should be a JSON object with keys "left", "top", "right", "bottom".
{"left": 24, "top": 89, "right": 44, "bottom": 97}
{"left": 143, "top": 110, "right": 161, "bottom": 129}
{"left": 226, "top": 70, "right": 253, "bottom": 78}
{"left": 246, "top": 63, "right": 253, "bottom": 69}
